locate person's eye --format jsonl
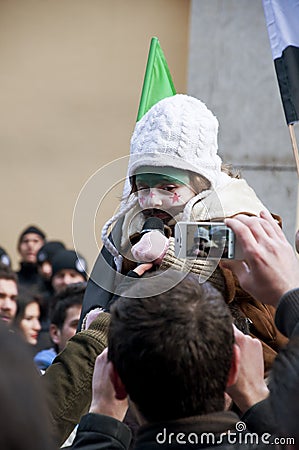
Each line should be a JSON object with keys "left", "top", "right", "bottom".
{"left": 160, "top": 185, "right": 177, "bottom": 192}
{"left": 137, "top": 185, "right": 149, "bottom": 192}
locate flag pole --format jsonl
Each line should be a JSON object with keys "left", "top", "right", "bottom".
{"left": 288, "top": 124, "right": 299, "bottom": 177}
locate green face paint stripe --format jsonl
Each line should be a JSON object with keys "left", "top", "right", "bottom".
{"left": 135, "top": 167, "right": 190, "bottom": 187}
{"left": 136, "top": 173, "right": 183, "bottom": 187}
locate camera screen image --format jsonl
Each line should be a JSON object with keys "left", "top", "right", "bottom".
{"left": 186, "top": 224, "right": 232, "bottom": 259}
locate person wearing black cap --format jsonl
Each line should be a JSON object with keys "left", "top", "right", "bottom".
{"left": 51, "top": 249, "right": 88, "bottom": 294}
{"left": 34, "top": 248, "right": 87, "bottom": 353}
{"left": 0, "top": 247, "right": 11, "bottom": 268}
{"left": 37, "top": 241, "right": 66, "bottom": 280}
{"left": 35, "top": 241, "right": 67, "bottom": 353}
{"left": 16, "top": 225, "right": 46, "bottom": 293}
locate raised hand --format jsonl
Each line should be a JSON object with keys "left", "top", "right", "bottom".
{"left": 222, "top": 210, "right": 299, "bottom": 307}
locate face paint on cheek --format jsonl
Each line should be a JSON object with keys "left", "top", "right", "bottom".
{"left": 137, "top": 184, "right": 196, "bottom": 214}
{"left": 137, "top": 191, "right": 155, "bottom": 208}
{"left": 168, "top": 186, "right": 195, "bottom": 210}
{"left": 171, "top": 192, "right": 181, "bottom": 203}
{"left": 138, "top": 195, "right": 145, "bottom": 206}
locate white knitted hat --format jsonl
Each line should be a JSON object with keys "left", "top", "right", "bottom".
{"left": 101, "top": 94, "right": 231, "bottom": 263}
{"left": 129, "top": 94, "right": 225, "bottom": 190}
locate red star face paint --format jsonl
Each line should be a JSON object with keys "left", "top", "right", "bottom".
{"left": 171, "top": 192, "right": 181, "bottom": 203}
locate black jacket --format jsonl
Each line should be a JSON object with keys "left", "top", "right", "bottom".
{"left": 70, "top": 410, "right": 276, "bottom": 450}
{"left": 16, "top": 262, "right": 44, "bottom": 292}
{"left": 275, "top": 288, "right": 299, "bottom": 337}
{"left": 78, "top": 219, "right": 124, "bottom": 329}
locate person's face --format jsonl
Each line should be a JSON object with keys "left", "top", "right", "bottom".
{"left": 50, "top": 304, "right": 82, "bottom": 353}
{"left": 135, "top": 172, "right": 195, "bottom": 221}
{"left": 19, "top": 302, "right": 41, "bottom": 345}
{"left": 18, "top": 233, "right": 44, "bottom": 264}
{"left": 0, "top": 279, "right": 18, "bottom": 325}
{"left": 52, "top": 269, "right": 85, "bottom": 293}
{"left": 38, "top": 261, "right": 52, "bottom": 280}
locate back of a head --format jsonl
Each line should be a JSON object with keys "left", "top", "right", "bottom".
{"left": 0, "top": 322, "right": 55, "bottom": 450}
{"left": 269, "top": 336, "right": 299, "bottom": 442}
{"left": 108, "top": 270, "right": 233, "bottom": 423}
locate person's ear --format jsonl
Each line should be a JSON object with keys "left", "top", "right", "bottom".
{"left": 109, "top": 362, "right": 127, "bottom": 400}
{"left": 226, "top": 343, "right": 241, "bottom": 388}
{"left": 49, "top": 324, "right": 61, "bottom": 345}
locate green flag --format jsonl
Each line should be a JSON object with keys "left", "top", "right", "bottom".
{"left": 137, "top": 37, "right": 176, "bottom": 121}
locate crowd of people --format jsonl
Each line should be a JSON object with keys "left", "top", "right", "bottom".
{"left": 0, "top": 227, "right": 87, "bottom": 359}
{"left": 1, "top": 94, "right": 299, "bottom": 449}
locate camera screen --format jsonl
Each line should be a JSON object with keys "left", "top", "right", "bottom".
{"left": 186, "top": 224, "right": 232, "bottom": 259}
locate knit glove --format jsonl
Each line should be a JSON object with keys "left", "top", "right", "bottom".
{"left": 131, "top": 230, "right": 169, "bottom": 265}
{"left": 81, "top": 307, "right": 106, "bottom": 331}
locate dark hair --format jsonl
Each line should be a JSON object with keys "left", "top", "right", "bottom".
{"left": 13, "top": 291, "right": 42, "bottom": 328}
{"left": 0, "top": 263, "right": 18, "bottom": 283}
{"left": 50, "top": 283, "right": 85, "bottom": 328}
{"left": 108, "top": 270, "right": 234, "bottom": 422}
{"left": 269, "top": 335, "right": 299, "bottom": 439}
{"left": 0, "top": 322, "right": 55, "bottom": 450}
